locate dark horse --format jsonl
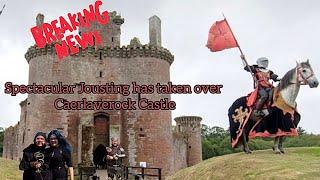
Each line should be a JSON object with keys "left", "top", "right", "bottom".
{"left": 228, "top": 60, "right": 319, "bottom": 154}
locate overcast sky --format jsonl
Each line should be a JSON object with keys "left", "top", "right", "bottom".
{"left": 1, "top": 0, "right": 319, "bottom": 133}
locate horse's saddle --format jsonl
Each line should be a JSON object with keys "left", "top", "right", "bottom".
{"left": 246, "top": 87, "right": 296, "bottom": 118}
{"left": 246, "top": 87, "right": 274, "bottom": 108}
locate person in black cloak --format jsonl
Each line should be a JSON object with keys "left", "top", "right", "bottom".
{"left": 47, "top": 129, "right": 74, "bottom": 180}
{"left": 19, "top": 131, "right": 52, "bottom": 180}
{"left": 93, "top": 144, "right": 107, "bottom": 168}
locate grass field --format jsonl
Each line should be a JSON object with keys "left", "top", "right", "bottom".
{"left": 1, "top": 147, "right": 320, "bottom": 180}
{"left": 168, "top": 147, "right": 320, "bottom": 180}
{"left": 0, "top": 157, "right": 22, "bottom": 180}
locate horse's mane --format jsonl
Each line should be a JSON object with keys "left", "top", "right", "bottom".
{"left": 278, "top": 68, "right": 296, "bottom": 90}
{"left": 278, "top": 61, "right": 311, "bottom": 90}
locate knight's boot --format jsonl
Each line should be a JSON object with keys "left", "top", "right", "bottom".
{"left": 253, "top": 110, "right": 265, "bottom": 117}
{"left": 254, "top": 99, "right": 266, "bottom": 117}
{"left": 262, "top": 109, "right": 270, "bottom": 116}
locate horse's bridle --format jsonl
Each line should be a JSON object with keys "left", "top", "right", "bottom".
{"left": 296, "top": 64, "right": 315, "bottom": 85}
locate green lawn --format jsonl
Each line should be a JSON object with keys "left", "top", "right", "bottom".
{"left": 168, "top": 147, "right": 320, "bottom": 180}
{"left": 0, "top": 158, "right": 22, "bottom": 180}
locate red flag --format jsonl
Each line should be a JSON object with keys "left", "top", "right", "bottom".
{"left": 206, "top": 19, "right": 238, "bottom": 52}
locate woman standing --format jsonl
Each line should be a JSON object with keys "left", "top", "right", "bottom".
{"left": 47, "top": 130, "right": 74, "bottom": 180}
{"left": 19, "top": 132, "right": 52, "bottom": 180}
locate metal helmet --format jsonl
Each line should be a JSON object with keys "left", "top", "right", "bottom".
{"left": 257, "top": 57, "right": 269, "bottom": 68}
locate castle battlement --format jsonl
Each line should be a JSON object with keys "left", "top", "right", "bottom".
{"left": 2, "top": 11, "right": 204, "bottom": 178}
{"left": 25, "top": 43, "right": 174, "bottom": 64}
{"left": 175, "top": 116, "right": 202, "bottom": 129}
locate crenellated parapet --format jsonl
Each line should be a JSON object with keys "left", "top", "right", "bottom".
{"left": 174, "top": 116, "right": 202, "bottom": 132}
{"left": 25, "top": 43, "right": 174, "bottom": 65}
{"left": 106, "top": 11, "right": 124, "bottom": 25}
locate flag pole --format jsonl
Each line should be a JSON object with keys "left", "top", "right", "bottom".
{"left": 222, "top": 13, "right": 257, "bottom": 82}
{"left": 0, "top": 4, "right": 5, "bottom": 16}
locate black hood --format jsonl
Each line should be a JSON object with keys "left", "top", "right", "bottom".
{"left": 33, "top": 131, "right": 46, "bottom": 144}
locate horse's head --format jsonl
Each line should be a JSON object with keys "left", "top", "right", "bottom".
{"left": 297, "top": 60, "right": 319, "bottom": 88}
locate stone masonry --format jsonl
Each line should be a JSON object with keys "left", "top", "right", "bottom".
{"left": 2, "top": 11, "right": 202, "bottom": 178}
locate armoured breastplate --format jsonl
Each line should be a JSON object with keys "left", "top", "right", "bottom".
{"left": 256, "top": 68, "right": 272, "bottom": 87}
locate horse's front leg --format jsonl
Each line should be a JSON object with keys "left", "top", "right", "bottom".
{"left": 278, "top": 136, "right": 285, "bottom": 153}
{"left": 273, "top": 137, "right": 281, "bottom": 154}
{"left": 242, "top": 131, "right": 252, "bottom": 154}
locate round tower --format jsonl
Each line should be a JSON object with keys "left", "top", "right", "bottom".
{"left": 25, "top": 12, "right": 175, "bottom": 177}
{"left": 174, "top": 116, "right": 202, "bottom": 166}
{"left": 24, "top": 13, "right": 78, "bottom": 147}
{"left": 117, "top": 15, "right": 175, "bottom": 177}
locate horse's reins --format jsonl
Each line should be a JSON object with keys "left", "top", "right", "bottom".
{"left": 284, "top": 64, "right": 315, "bottom": 86}
{"left": 296, "top": 64, "right": 315, "bottom": 85}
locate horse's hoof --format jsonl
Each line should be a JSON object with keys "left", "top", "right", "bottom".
{"left": 273, "top": 146, "right": 281, "bottom": 154}
{"left": 274, "top": 150, "right": 281, "bottom": 154}
{"left": 279, "top": 146, "right": 285, "bottom": 154}
{"left": 244, "top": 149, "right": 252, "bottom": 154}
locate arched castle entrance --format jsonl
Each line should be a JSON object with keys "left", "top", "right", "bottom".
{"left": 93, "top": 113, "right": 110, "bottom": 148}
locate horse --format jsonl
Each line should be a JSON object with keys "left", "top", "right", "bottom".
{"left": 228, "top": 60, "right": 319, "bottom": 154}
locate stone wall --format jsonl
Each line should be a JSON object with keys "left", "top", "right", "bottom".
{"left": 2, "top": 12, "right": 203, "bottom": 179}
{"left": 172, "top": 131, "right": 187, "bottom": 171}
{"left": 3, "top": 125, "right": 18, "bottom": 160}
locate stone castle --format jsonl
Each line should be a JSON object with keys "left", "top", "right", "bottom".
{"left": 2, "top": 11, "right": 202, "bottom": 177}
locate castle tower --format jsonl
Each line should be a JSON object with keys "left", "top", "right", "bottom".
{"left": 120, "top": 16, "right": 174, "bottom": 176}
{"left": 22, "top": 13, "right": 65, "bottom": 148}
{"left": 174, "top": 116, "right": 202, "bottom": 166}
{"left": 79, "top": 11, "right": 124, "bottom": 47}
{"left": 22, "top": 12, "right": 175, "bottom": 178}
{"left": 24, "top": 13, "right": 84, "bottom": 163}
{"left": 149, "top": 15, "right": 161, "bottom": 46}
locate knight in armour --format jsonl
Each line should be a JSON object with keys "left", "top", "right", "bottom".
{"left": 243, "top": 56, "right": 280, "bottom": 116}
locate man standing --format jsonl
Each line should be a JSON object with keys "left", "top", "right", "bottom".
{"left": 19, "top": 132, "right": 51, "bottom": 180}
{"left": 106, "top": 137, "right": 126, "bottom": 179}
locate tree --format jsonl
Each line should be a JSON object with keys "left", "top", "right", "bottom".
{"left": 297, "top": 126, "right": 306, "bottom": 135}
{"left": 201, "top": 124, "right": 211, "bottom": 138}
